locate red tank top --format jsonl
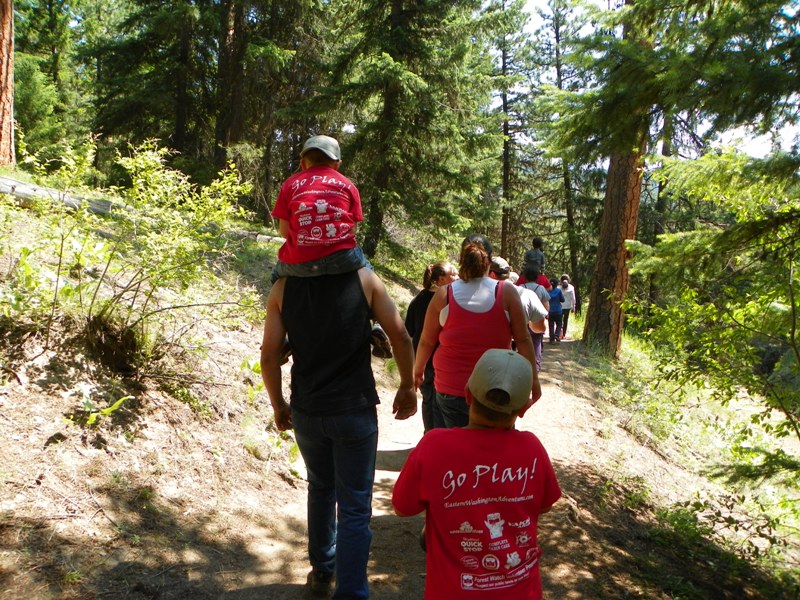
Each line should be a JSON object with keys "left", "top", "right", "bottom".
{"left": 433, "top": 280, "right": 512, "bottom": 396}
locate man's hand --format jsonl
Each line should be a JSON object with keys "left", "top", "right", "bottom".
{"left": 392, "top": 386, "right": 418, "bottom": 420}
{"left": 271, "top": 398, "right": 293, "bottom": 431}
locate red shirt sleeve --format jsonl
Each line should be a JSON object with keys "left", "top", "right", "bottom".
{"left": 391, "top": 444, "right": 426, "bottom": 517}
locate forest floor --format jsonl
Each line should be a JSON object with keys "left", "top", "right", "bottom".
{"left": 0, "top": 272, "right": 796, "bottom": 599}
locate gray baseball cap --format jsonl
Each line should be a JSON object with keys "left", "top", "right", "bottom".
{"left": 468, "top": 349, "right": 532, "bottom": 415}
{"left": 490, "top": 256, "right": 511, "bottom": 275}
{"left": 300, "top": 135, "right": 341, "bottom": 161}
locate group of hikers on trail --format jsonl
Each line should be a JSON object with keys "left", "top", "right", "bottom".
{"left": 260, "top": 135, "right": 567, "bottom": 599}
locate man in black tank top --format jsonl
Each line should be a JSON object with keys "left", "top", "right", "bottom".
{"left": 260, "top": 268, "right": 416, "bottom": 599}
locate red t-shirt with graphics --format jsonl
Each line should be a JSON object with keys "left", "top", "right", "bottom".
{"left": 271, "top": 165, "right": 362, "bottom": 264}
{"left": 392, "top": 427, "right": 561, "bottom": 599}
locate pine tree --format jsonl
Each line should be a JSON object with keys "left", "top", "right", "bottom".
{"left": 323, "top": 0, "right": 500, "bottom": 258}
{"left": 89, "top": 0, "right": 218, "bottom": 162}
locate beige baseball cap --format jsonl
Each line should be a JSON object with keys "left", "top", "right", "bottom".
{"left": 490, "top": 256, "right": 511, "bottom": 275}
{"left": 300, "top": 135, "right": 341, "bottom": 161}
{"left": 467, "top": 349, "right": 532, "bottom": 414}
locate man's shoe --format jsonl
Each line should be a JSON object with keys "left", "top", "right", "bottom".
{"left": 370, "top": 324, "right": 393, "bottom": 358}
{"left": 306, "top": 569, "right": 334, "bottom": 597}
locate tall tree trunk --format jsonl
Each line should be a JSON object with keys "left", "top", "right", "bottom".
{"left": 362, "top": 81, "right": 398, "bottom": 257}
{"left": 361, "top": 0, "right": 402, "bottom": 259}
{"left": 0, "top": 0, "right": 13, "bottom": 165}
{"left": 173, "top": 24, "right": 191, "bottom": 153}
{"left": 583, "top": 0, "right": 649, "bottom": 357}
{"left": 647, "top": 117, "right": 672, "bottom": 308}
{"left": 553, "top": 2, "right": 579, "bottom": 311}
{"left": 562, "top": 165, "right": 581, "bottom": 313}
{"left": 214, "top": 0, "right": 246, "bottom": 168}
{"left": 583, "top": 137, "right": 646, "bottom": 357}
{"left": 362, "top": 77, "right": 396, "bottom": 258}
{"left": 500, "top": 44, "right": 511, "bottom": 258}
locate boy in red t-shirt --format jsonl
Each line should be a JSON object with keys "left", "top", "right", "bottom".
{"left": 393, "top": 349, "right": 561, "bottom": 599}
{"left": 270, "top": 135, "right": 390, "bottom": 358}
{"left": 271, "top": 135, "right": 369, "bottom": 281}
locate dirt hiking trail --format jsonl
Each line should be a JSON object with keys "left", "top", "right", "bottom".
{"left": 211, "top": 338, "right": 732, "bottom": 599}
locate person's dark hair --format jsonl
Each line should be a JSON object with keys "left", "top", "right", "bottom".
{"left": 523, "top": 265, "right": 541, "bottom": 282}
{"left": 550, "top": 278, "right": 558, "bottom": 288}
{"left": 459, "top": 243, "right": 491, "bottom": 281}
{"left": 532, "top": 236, "right": 544, "bottom": 249}
{"left": 422, "top": 261, "right": 452, "bottom": 289}
{"left": 301, "top": 148, "right": 339, "bottom": 167}
{"left": 472, "top": 389, "right": 517, "bottom": 422}
{"left": 461, "top": 233, "right": 493, "bottom": 257}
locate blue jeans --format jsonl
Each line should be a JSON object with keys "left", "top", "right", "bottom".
{"left": 292, "top": 406, "right": 378, "bottom": 600}
{"left": 434, "top": 392, "right": 469, "bottom": 429}
{"left": 271, "top": 246, "right": 372, "bottom": 283}
{"left": 548, "top": 312, "right": 563, "bottom": 341}
{"left": 530, "top": 331, "right": 544, "bottom": 372}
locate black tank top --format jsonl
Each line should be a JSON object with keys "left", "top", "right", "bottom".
{"left": 282, "top": 271, "right": 378, "bottom": 415}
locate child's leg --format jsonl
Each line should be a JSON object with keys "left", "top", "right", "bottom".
{"left": 274, "top": 247, "right": 371, "bottom": 281}
{"left": 370, "top": 322, "right": 392, "bottom": 358}
{"left": 316, "top": 247, "right": 391, "bottom": 358}
{"left": 317, "top": 246, "right": 372, "bottom": 275}
{"left": 270, "top": 261, "right": 285, "bottom": 284}
{"left": 274, "top": 258, "right": 324, "bottom": 278}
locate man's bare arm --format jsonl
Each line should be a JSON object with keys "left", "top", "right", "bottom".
{"left": 360, "top": 270, "right": 417, "bottom": 420}
{"left": 260, "top": 279, "right": 292, "bottom": 431}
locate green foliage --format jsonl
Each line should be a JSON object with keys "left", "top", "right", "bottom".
{"left": 662, "top": 493, "right": 787, "bottom": 565}
{"left": 628, "top": 149, "right": 800, "bottom": 445}
{"left": 1, "top": 246, "right": 51, "bottom": 319}
{"left": 165, "top": 384, "right": 211, "bottom": 419}
{"left": 67, "top": 393, "right": 131, "bottom": 428}
{"left": 89, "top": 0, "right": 219, "bottom": 157}
{"left": 581, "top": 326, "right": 800, "bottom": 588}
{"left": 240, "top": 357, "right": 265, "bottom": 405}
{"left": 1, "top": 140, "right": 256, "bottom": 383}
{"left": 76, "top": 141, "right": 252, "bottom": 365}
{"left": 586, "top": 333, "right": 684, "bottom": 443}
{"left": 13, "top": 53, "right": 64, "bottom": 158}
{"left": 656, "top": 150, "right": 800, "bottom": 222}
{"left": 63, "top": 570, "right": 83, "bottom": 585}
{"left": 325, "top": 0, "right": 501, "bottom": 257}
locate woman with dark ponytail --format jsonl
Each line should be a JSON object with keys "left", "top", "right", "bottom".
{"left": 405, "top": 261, "right": 457, "bottom": 433}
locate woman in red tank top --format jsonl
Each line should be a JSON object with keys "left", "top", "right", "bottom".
{"left": 413, "top": 235, "right": 540, "bottom": 428}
